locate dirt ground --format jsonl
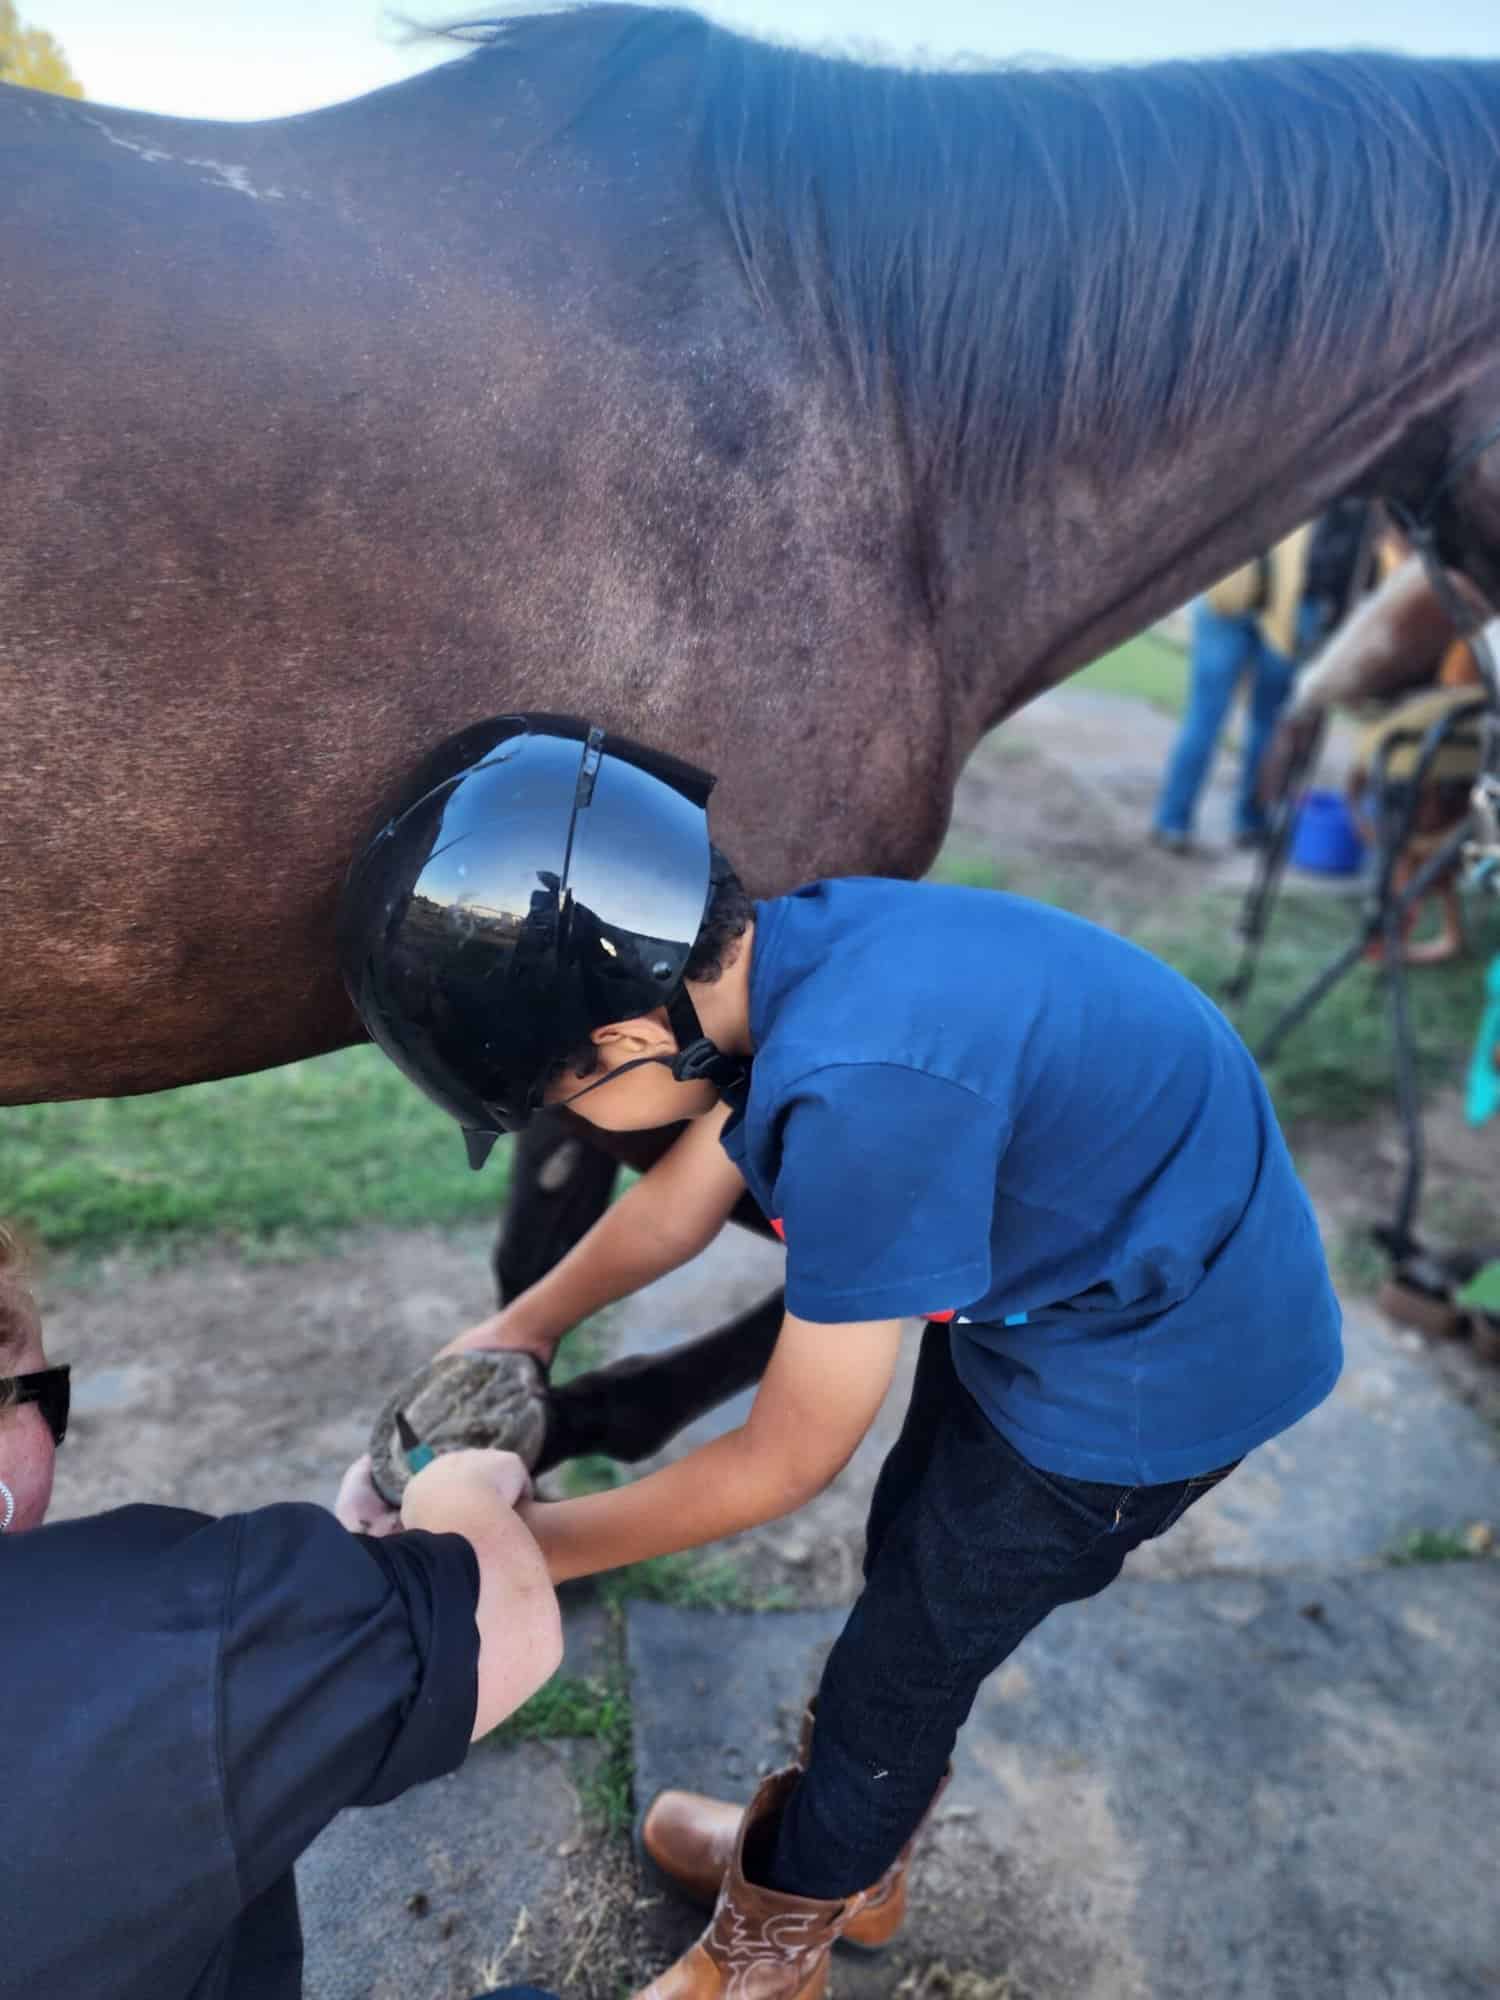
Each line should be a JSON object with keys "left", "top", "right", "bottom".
{"left": 27, "top": 677, "right": 1500, "bottom": 1999}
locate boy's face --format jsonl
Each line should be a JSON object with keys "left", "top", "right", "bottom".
{"left": 543, "top": 1010, "right": 720, "bottom": 1132}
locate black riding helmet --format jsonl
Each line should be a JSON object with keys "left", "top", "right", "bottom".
{"left": 337, "top": 713, "right": 740, "bottom": 1168}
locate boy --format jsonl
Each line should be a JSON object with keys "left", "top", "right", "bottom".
{"left": 337, "top": 714, "right": 1342, "bottom": 2000}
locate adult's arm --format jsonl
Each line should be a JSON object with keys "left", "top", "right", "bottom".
{"left": 400, "top": 1449, "right": 562, "bottom": 1739}
{"left": 219, "top": 1483, "right": 555, "bottom": 1910}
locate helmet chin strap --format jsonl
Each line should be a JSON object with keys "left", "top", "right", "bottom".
{"left": 664, "top": 986, "right": 748, "bottom": 1088}
{"left": 555, "top": 987, "right": 745, "bottom": 1114}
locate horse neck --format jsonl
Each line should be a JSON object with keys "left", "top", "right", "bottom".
{"left": 926, "top": 110, "right": 1500, "bottom": 733}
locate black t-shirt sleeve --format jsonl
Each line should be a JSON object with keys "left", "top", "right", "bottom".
{"left": 218, "top": 1502, "right": 480, "bottom": 1906}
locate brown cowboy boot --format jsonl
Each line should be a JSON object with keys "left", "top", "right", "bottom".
{"left": 639, "top": 1706, "right": 817, "bottom": 1910}
{"left": 633, "top": 1767, "right": 872, "bottom": 2000}
{"left": 640, "top": 1713, "right": 950, "bottom": 1953}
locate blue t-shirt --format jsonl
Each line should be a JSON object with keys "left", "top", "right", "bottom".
{"left": 719, "top": 879, "right": 1342, "bottom": 1483}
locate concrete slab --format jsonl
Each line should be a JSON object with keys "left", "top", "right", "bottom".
{"left": 1127, "top": 1297, "right": 1500, "bottom": 1580}
{"left": 298, "top": 1736, "right": 579, "bottom": 2000}
{"left": 628, "top": 1565, "right": 1500, "bottom": 1999}
{"left": 298, "top": 1600, "right": 613, "bottom": 2000}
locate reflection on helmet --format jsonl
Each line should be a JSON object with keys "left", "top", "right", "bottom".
{"left": 336, "top": 714, "right": 717, "bottom": 1151}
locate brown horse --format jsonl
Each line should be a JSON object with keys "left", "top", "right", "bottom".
{"left": 6, "top": 6, "right": 1500, "bottom": 1461}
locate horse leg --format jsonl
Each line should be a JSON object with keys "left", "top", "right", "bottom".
{"left": 493, "top": 1107, "right": 621, "bottom": 1305}
{"left": 495, "top": 1111, "right": 786, "bottom": 1470}
{"left": 536, "top": 1285, "right": 785, "bottom": 1473}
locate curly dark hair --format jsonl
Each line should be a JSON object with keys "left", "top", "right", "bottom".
{"left": 550, "top": 846, "right": 753, "bottom": 1089}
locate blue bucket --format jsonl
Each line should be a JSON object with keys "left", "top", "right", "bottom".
{"left": 1291, "top": 789, "right": 1365, "bottom": 875}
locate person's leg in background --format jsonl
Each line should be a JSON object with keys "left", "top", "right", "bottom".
{"left": 1236, "top": 628, "right": 1297, "bottom": 845}
{"left": 1153, "top": 600, "right": 1255, "bottom": 848}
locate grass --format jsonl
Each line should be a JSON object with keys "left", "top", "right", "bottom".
{"left": 487, "top": 1668, "right": 635, "bottom": 1835}
{"left": 929, "top": 851, "right": 1012, "bottom": 893}
{"left": 1331, "top": 1223, "right": 1390, "bottom": 1297}
{"left": 1140, "top": 889, "right": 1500, "bottom": 1130}
{"left": 1074, "top": 630, "right": 1189, "bottom": 717}
{"left": 1, "top": 1043, "right": 511, "bottom": 1260}
{"left": 1385, "top": 1528, "right": 1483, "bottom": 1566}
{"left": 560, "top": 1451, "right": 789, "bottom": 1610}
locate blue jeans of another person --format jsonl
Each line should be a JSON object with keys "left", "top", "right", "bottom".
{"left": 1153, "top": 600, "right": 1296, "bottom": 841}
{"left": 767, "top": 1326, "right": 1237, "bottom": 1899}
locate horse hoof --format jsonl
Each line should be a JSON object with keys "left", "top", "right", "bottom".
{"left": 368, "top": 1350, "right": 551, "bottom": 1504}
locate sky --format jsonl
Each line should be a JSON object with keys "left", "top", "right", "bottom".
{"left": 25, "top": 0, "right": 1500, "bottom": 123}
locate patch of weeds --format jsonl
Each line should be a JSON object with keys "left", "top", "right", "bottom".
{"left": 1332, "top": 1224, "right": 1388, "bottom": 1297}
{"left": 1426, "top": 1190, "right": 1500, "bottom": 1255}
{"left": 1073, "top": 630, "right": 1188, "bottom": 717}
{"left": 549, "top": 1313, "right": 615, "bottom": 1389}
{"left": 1138, "top": 889, "right": 1500, "bottom": 1131}
{"left": 1385, "top": 1528, "right": 1478, "bottom": 1566}
{"left": 487, "top": 1668, "right": 635, "bottom": 1837}
{"left": 560, "top": 1453, "right": 627, "bottom": 1498}
{"left": 929, "top": 849, "right": 1010, "bottom": 892}
{"left": 598, "top": 1549, "right": 753, "bottom": 1611}
{"left": 489, "top": 1672, "right": 616, "bottom": 1744}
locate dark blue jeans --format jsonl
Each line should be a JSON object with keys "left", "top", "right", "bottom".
{"left": 769, "top": 1325, "right": 1236, "bottom": 1899}
{"left": 1153, "top": 600, "right": 1296, "bottom": 840}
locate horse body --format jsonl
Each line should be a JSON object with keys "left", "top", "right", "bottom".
{"left": 5, "top": 6, "right": 1500, "bottom": 1106}
{"left": 1, "top": 36, "right": 945, "bottom": 1100}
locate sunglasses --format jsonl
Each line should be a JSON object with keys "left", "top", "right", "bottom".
{"left": 2, "top": 1365, "right": 70, "bottom": 1448}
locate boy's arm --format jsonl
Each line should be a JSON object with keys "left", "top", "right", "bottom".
{"left": 399, "top": 1450, "right": 563, "bottom": 1739}
{"left": 446, "top": 1103, "right": 747, "bottom": 1367}
{"left": 518, "top": 1310, "right": 904, "bottom": 1584}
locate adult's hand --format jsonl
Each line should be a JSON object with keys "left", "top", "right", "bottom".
{"left": 334, "top": 1451, "right": 402, "bottom": 1537}
{"left": 402, "top": 1446, "right": 533, "bottom": 1516}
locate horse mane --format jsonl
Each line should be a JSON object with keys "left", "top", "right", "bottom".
{"left": 443, "top": 7, "right": 1500, "bottom": 503}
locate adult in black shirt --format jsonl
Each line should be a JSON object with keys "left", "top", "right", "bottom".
{"left": 0, "top": 1233, "right": 562, "bottom": 2000}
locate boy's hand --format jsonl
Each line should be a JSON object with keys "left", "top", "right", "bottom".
{"left": 511, "top": 1313, "right": 904, "bottom": 1587}
{"left": 438, "top": 1304, "right": 560, "bottom": 1371}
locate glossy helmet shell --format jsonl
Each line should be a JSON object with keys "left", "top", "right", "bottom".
{"left": 337, "top": 713, "right": 715, "bottom": 1151}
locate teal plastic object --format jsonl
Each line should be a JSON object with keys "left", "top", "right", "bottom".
{"left": 1464, "top": 952, "right": 1500, "bottom": 1126}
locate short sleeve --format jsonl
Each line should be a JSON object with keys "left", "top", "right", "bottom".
{"left": 772, "top": 1064, "right": 1007, "bottom": 1322}
{"left": 219, "top": 1503, "right": 481, "bottom": 1906}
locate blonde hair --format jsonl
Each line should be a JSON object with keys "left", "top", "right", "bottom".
{"left": 0, "top": 1223, "right": 40, "bottom": 1406}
